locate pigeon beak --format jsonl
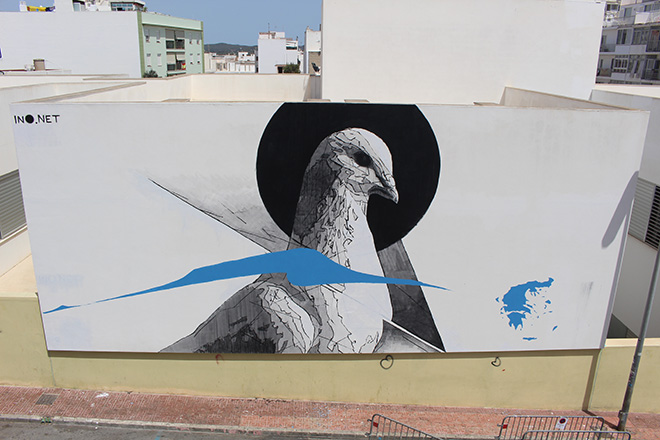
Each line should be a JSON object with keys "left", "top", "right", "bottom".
{"left": 373, "top": 173, "right": 399, "bottom": 204}
{"left": 386, "top": 181, "right": 399, "bottom": 204}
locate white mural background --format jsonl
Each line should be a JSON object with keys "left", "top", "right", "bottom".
{"left": 11, "top": 101, "right": 646, "bottom": 352}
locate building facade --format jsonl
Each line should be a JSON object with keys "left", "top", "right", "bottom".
{"left": 303, "top": 27, "right": 321, "bottom": 75}
{"left": 141, "top": 13, "right": 204, "bottom": 77}
{"left": 0, "top": 0, "right": 203, "bottom": 78}
{"left": 205, "top": 52, "right": 256, "bottom": 73}
{"left": 257, "top": 31, "right": 301, "bottom": 73}
{"left": 597, "top": 0, "right": 660, "bottom": 84}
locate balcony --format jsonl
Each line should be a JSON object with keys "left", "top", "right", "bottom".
{"left": 635, "top": 11, "right": 660, "bottom": 25}
{"left": 601, "top": 43, "right": 616, "bottom": 52}
{"left": 165, "top": 40, "right": 185, "bottom": 50}
{"left": 167, "top": 61, "right": 186, "bottom": 71}
{"left": 605, "top": 15, "right": 635, "bottom": 27}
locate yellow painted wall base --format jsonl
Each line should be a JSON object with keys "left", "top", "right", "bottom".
{"left": 0, "top": 292, "right": 54, "bottom": 387}
{"left": 1, "top": 291, "right": 658, "bottom": 413}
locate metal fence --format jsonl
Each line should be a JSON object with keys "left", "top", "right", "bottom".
{"left": 496, "top": 416, "right": 606, "bottom": 440}
{"left": 366, "top": 414, "right": 442, "bottom": 440}
{"left": 521, "top": 430, "right": 631, "bottom": 440}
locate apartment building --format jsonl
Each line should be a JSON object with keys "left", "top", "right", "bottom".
{"left": 257, "top": 31, "right": 301, "bottom": 73}
{"left": 598, "top": 0, "right": 660, "bottom": 84}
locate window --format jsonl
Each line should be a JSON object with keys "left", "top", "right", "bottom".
{"left": 613, "top": 56, "right": 629, "bottom": 72}
{"left": 633, "top": 28, "right": 650, "bottom": 45}
{"left": 197, "top": 53, "right": 201, "bottom": 64}
{"left": 146, "top": 53, "right": 151, "bottom": 66}
{"left": 617, "top": 29, "right": 629, "bottom": 45}
{"left": 156, "top": 29, "right": 160, "bottom": 43}
{"left": 649, "top": 28, "right": 660, "bottom": 52}
{"left": 145, "top": 28, "right": 150, "bottom": 43}
{"left": 157, "top": 53, "right": 162, "bottom": 67}
{"left": 111, "top": 2, "right": 144, "bottom": 11}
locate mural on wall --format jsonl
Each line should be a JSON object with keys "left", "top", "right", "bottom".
{"left": 157, "top": 104, "right": 445, "bottom": 353}
{"left": 13, "top": 99, "right": 642, "bottom": 353}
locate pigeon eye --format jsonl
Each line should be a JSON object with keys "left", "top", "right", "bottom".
{"left": 354, "top": 151, "right": 372, "bottom": 167}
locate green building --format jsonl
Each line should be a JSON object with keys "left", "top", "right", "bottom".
{"left": 139, "top": 12, "right": 204, "bottom": 77}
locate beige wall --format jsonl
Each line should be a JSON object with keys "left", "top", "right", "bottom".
{"left": 59, "top": 75, "right": 321, "bottom": 103}
{"left": 0, "top": 258, "right": 53, "bottom": 387}
{"left": 1, "top": 278, "right": 658, "bottom": 412}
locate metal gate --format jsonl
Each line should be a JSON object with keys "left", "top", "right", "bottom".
{"left": 497, "top": 415, "right": 606, "bottom": 440}
{"left": 521, "top": 430, "right": 631, "bottom": 440}
{"left": 366, "top": 414, "right": 442, "bottom": 440}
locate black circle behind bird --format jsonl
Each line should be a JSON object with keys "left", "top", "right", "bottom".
{"left": 256, "top": 103, "right": 440, "bottom": 251}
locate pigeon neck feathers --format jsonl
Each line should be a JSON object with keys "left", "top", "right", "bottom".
{"left": 289, "top": 128, "right": 398, "bottom": 265}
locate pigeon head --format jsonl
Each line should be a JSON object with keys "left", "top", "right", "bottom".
{"left": 308, "top": 128, "right": 399, "bottom": 205}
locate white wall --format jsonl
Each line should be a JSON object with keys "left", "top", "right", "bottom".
{"left": 258, "top": 38, "right": 287, "bottom": 74}
{"left": 0, "top": 80, "right": 133, "bottom": 275}
{"left": 0, "top": 12, "right": 141, "bottom": 77}
{"left": 501, "top": 88, "right": 622, "bottom": 109}
{"left": 0, "top": 81, "right": 132, "bottom": 176}
{"left": 304, "top": 29, "right": 321, "bottom": 74}
{"left": 590, "top": 86, "right": 660, "bottom": 337}
{"left": 10, "top": 97, "right": 647, "bottom": 352}
{"left": 62, "top": 78, "right": 191, "bottom": 102}
{"left": 322, "top": 0, "right": 605, "bottom": 104}
{"left": 614, "top": 237, "right": 660, "bottom": 336}
{"left": 592, "top": 87, "right": 660, "bottom": 183}
{"left": 0, "top": 74, "right": 128, "bottom": 90}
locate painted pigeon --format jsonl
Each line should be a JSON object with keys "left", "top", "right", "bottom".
{"left": 162, "top": 128, "right": 401, "bottom": 353}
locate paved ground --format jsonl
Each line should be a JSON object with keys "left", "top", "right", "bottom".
{"left": 0, "top": 420, "right": 367, "bottom": 440}
{"left": 0, "top": 386, "right": 658, "bottom": 439}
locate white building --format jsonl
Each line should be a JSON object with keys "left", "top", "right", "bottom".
{"left": 321, "top": 0, "right": 603, "bottom": 103}
{"left": 597, "top": 0, "right": 660, "bottom": 84}
{"left": 257, "top": 31, "right": 302, "bottom": 73}
{"left": 0, "top": 0, "right": 204, "bottom": 78}
{"left": 303, "top": 27, "right": 321, "bottom": 75}
{"left": 205, "top": 52, "right": 256, "bottom": 73}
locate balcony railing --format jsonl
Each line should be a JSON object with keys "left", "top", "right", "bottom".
{"left": 648, "top": 41, "right": 660, "bottom": 52}
{"left": 608, "top": 15, "right": 636, "bottom": 26}
{"left": 642, "top": 69, "right": 660, "bottom": 80}
{"left": 601, "top": 43, "right": 616, "bottom": 52}
{"left": 165, "top": 40, "right": 185, "bottom": 50}
{"left": 635, "top": 11, "right": 660, "bottom": 25}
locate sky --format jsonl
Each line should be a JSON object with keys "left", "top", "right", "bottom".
{"left": 0, "top": 0, "right": 322, "bottom": 45}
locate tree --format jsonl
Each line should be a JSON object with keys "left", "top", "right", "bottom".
{"left": 282, "top": 63, "right": 300, "bottom": 74}
{"left": 143, "top": 69, "right": 158, "bottom": 78}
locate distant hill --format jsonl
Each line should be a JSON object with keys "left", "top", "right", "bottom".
{"left": 204, "top": 43, "right": 257, "bottom": 55}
